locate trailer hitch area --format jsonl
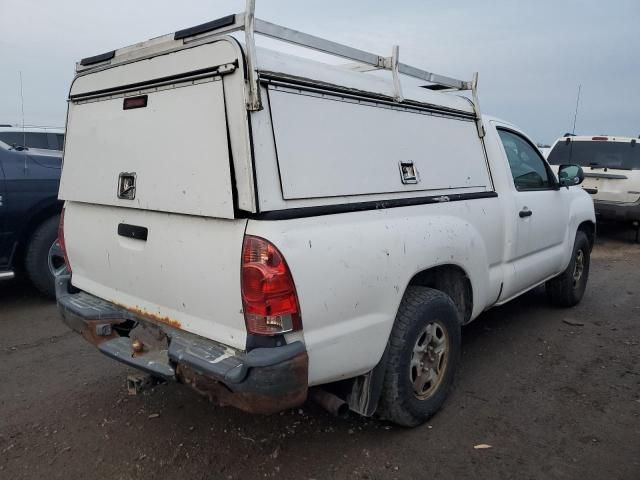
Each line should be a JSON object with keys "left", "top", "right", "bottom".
{"left": 127, "top": 372, "right": 167, "bottom": 395}
{"left": 122, "top": 323, "right": 172, "bottom": 395}
{"left": 129, "top": 322, "right": 170, "bottom": 357}
{"left": 98, "top": 322, "right": 178, "bottom": 380}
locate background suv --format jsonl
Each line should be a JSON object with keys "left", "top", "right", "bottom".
{"left": 548, "top": 135, "right": 640, "bottom": 225}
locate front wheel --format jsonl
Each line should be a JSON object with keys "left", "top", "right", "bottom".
{"left": 546, "top": 231, "right": 591, "bottom": 308}
{"left": 379, "top": 287, "right": 461, "bottom": 427}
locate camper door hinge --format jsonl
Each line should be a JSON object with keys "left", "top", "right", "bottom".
{"left": 217, "top": 62, "right": 237, "bottom": 75}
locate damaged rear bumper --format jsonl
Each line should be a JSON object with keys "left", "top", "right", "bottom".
{"left": 56, "top": 275, "right": 308, "bottom": 414}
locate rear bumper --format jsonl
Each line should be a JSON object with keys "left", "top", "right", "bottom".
{"left": 56, "top": 275, "right": 308, "bottom": 414}
{"left": 594, "top": 199, "right": 640, "bottom": 222}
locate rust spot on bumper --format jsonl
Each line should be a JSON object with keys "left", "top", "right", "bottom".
{"left": 176, "top": 351, "right": 309, "bottom": 415}
{"left": 59, "top": 306, "right": 122, "bottom": 346}
{"left": 120, "top": 304, "right": 182, "bottom": 329}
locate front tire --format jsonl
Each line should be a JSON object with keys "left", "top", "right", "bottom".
{"left": 546, "top": 231, "right": 591, "bottom": 308}
{"left": 379, "top": 287, "right": 461, "bottom": 427}
{"left": 25, "top": 215, "right": 65, "bottom": 299}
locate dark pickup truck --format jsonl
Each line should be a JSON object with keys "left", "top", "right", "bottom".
{"left": 0, "top": 142, "right": 64, "bottom": 297}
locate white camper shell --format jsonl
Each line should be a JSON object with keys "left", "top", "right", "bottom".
{"left": 58, "top": 2, "right": 595, "bottom": 426}
{"left": 61, "top": 16, "right": 489, "bottom": 218}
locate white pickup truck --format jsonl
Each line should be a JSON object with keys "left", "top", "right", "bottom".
{"left": 56, "top": 3, "right": 595, "bottom": 426}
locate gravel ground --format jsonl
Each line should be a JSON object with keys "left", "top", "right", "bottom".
{"left": 1, "top": 224, "right": 639, "bottom": 480}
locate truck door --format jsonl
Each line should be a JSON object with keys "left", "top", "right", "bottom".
{"left": 0, "top": 154, "right": 7, "bottom": 267}
{"left": 497, "top": 128, "right": 570, "bottom": 298}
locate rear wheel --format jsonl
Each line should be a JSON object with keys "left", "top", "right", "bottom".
{"left": 379, "top": 287, "right": 461, "bottom": 427}
{"left": 25, "top": 215, "right": 65, "bottom": 299}
{"left": 546, "top": 231, "right": 591, "bottom": 307}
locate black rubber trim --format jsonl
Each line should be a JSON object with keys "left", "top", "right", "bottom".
{"left": 80, "top": 50, "right": 115, "bottom": 66}
{"left": 117, "top": 223, "right": 148, "bottom": 241}
{"left": 249, "top": 191, "right": 498, "bottom": 220}
{"left": 584, "top": 172, "right": 628, "bottom": 180}
{"left": 69, "top": 65, "right": 229, "bottom": 100}
{"left": 246, "top": 333, "right": 286, "bottom": 351}
{"left": 174, "top": 14, "right": 236, "bottom": 40}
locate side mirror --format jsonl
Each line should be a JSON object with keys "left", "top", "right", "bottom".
{"left": 558, "top": 164, "right": 584, "bottom": 187}
{"left": 9, "top": 143, "right": 27, "bottom": 152}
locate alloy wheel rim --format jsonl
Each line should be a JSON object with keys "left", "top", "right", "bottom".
{"left": 410, "top": 321, "right": 449, "bottom": 400}
{"left": 48, "top": 240, "right": 67, "bottom": 277}
{"left": 572, "top": 249, "right": 584, "bottom": 287}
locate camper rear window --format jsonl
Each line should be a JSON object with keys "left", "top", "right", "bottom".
{"left": 547, "top": 140, "right": 640, "bottom": 170}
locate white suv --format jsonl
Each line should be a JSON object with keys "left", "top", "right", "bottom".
{"left": 548, "top": 135, "right": 640, "bottom": 223}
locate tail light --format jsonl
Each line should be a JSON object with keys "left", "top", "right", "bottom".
{"left": 241, "top": 235, "right": 301, "bottom": 336}
{"left": 57, "top": 209, "right": 72, "bottom": 273}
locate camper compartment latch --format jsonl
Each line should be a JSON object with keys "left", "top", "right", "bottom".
{"left": 399, "top": 161, "right": 419, "bottom": 184}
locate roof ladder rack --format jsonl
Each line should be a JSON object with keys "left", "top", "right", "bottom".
{"left": 181, "top": 0, "right": 485, "bottom": 137}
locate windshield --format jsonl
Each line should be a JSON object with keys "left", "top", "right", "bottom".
{"left": 547, "top": 140, "right": 640, "bottom": 170}
{"left": 0, "top": 131, "right": 59, "bottom": 150}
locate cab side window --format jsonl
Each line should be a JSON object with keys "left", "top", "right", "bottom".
{"left": 498, "top": 129, "right": 553, "bottom": 191}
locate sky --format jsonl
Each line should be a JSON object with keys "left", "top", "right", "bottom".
{"left": 0, "top": 0, "right": 638, "bottom": 145}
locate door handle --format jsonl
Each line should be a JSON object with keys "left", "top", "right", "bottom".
{"left": 519, "top": 209, "right": 533, "bottom": 218}
{"left": 118, "top": 223, "right": 148, "bottom": 241}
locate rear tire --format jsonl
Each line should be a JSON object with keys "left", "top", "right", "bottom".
{"left": 546, "top": 231, "right": 590, "bottom": 308}
{"left": 379, "top": 287, "right": 461, "bottom": 427}
{"left": 25, "top": 215, "right": 63, "bottom": 299}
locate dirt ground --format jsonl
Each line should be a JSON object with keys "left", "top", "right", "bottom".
{"left": 1, "top": 224, "right": 639, "bottom": 480}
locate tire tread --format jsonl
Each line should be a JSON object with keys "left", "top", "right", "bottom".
{"left": 546, "top": 231, "right": 590, "bottom": 308}
{"left": 379, "top": 286, "right": 461, "bottom": 427}
{"left": 24, "top": 215, "right": 59, "bottom": 299}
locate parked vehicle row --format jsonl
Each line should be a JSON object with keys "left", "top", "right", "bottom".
{"left": 54, "top": 4, "right": 595, "bottom": 427}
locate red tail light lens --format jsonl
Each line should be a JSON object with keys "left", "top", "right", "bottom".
{"left": 241, "top": 235, "right": 301, "bottom": 336}
{"left": 58, "top": 209, "right": 72, "bottom": 273}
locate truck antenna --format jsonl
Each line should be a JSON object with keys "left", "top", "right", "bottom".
{"left": 571, "top": 84, "right": 581, "bottom": 135}
{"left": 19, "top": 71, "right": 26, "bottom": 148}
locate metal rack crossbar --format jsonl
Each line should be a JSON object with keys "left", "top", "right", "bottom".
{"left": 176, "top": 0, "right": 485, "bottom": 136}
